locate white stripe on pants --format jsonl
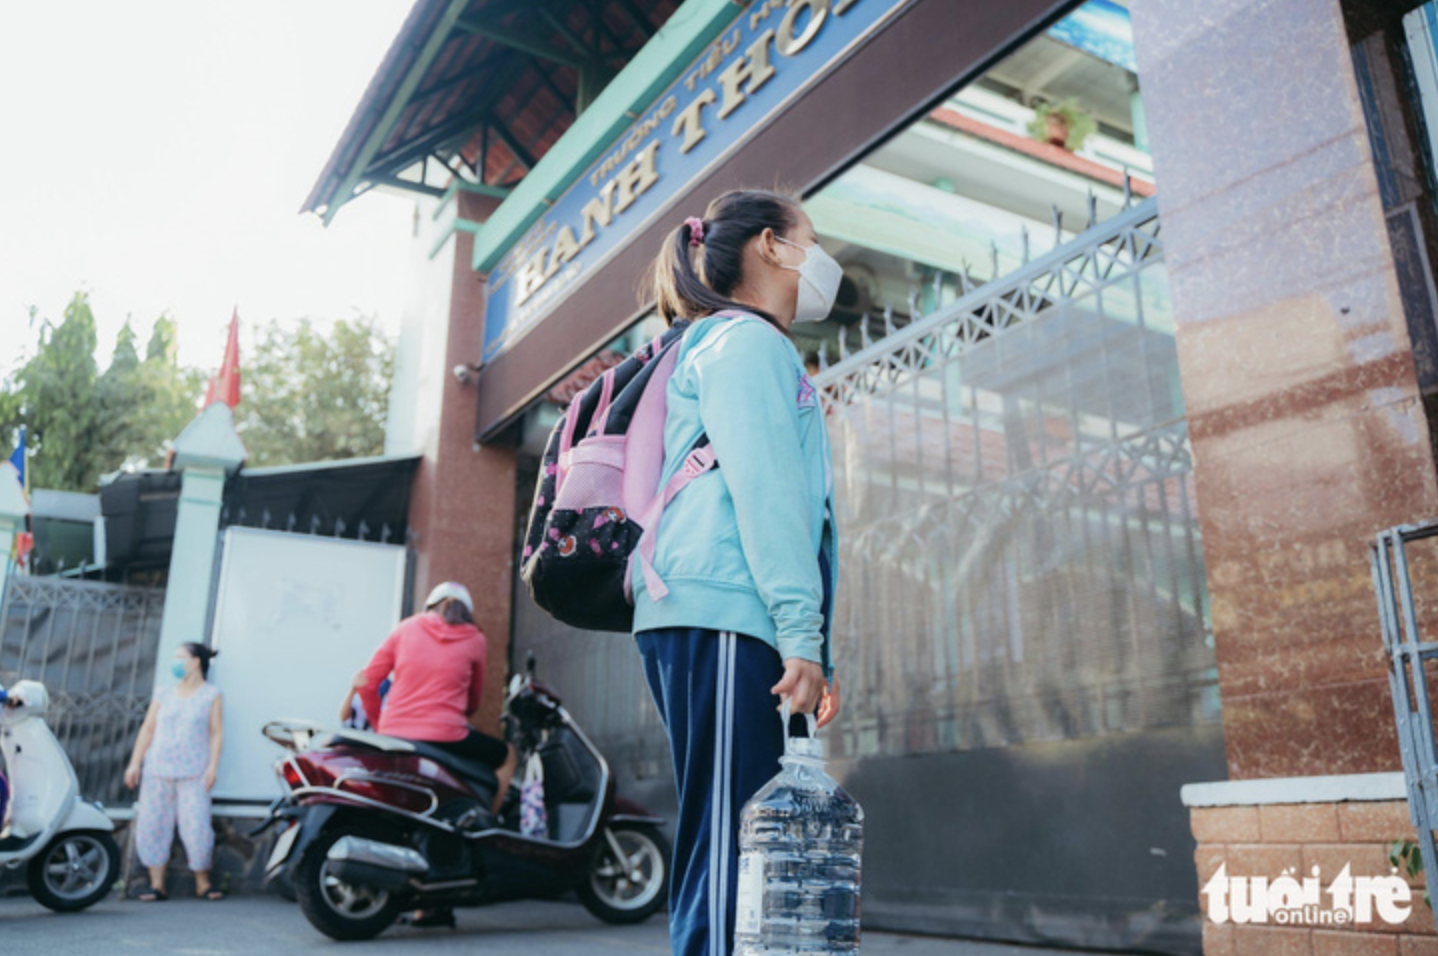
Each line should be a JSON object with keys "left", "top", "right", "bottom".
{"left": 134, "top": 774, "right": 214, "bottom": 871}
{"left": 710, "top": 632, "right": 736, "bottom": 956}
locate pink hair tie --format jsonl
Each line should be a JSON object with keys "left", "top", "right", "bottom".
{"left": 684, "top": 216, "right": 705, "bottom": 247}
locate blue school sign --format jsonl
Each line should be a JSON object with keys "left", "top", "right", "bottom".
{"left": 482, "top": 0, "right": 913, "bottom": 362}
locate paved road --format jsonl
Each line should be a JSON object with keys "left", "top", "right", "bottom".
{"left": 0, "top": 894, "right": 1115, "bottom": 956}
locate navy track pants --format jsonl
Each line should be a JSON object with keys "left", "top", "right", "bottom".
{"left": 636, "top": 628, "right": 786, "bottom": 956}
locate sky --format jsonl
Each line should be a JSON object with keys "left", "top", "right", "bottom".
{"left": 0, "top": 1, "right": 418, "bottom": 377}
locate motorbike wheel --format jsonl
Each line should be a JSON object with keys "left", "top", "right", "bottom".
{"left": 294, "top": 828, "right": 402, "bottom": 941}
{"left": 578, "top": 824, "right": 670, "bottom": 925}
{"left": 26, "top": 830, "right": 120, "bottom": 912}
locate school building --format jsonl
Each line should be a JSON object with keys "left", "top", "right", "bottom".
{"left": 305, "top": 1, "right": 1438, "bottom": 952}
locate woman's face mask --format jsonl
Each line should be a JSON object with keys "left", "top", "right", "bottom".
{"left": 775, "top": 235, "right": 842, "bottom": 324}
{"left": 172, "top": 659, "right": 190, "bottom": 681}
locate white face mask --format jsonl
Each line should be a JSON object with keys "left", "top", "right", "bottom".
{"left": 775, "top": 235, "right": 843, "bottom": 324}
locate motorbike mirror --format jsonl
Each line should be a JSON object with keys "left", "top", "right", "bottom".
{"left": 526, "top": 651, "right": 536, "bottom": 675}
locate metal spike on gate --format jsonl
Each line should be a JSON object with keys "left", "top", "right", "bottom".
{"left": 1021, "top": 226, "right": 1031, "bottom": 264}
{"left": 883, "top": 304, "right": 895, "bottom": 338}
{"left": 235, "top": 507, "right": 246, "bottom": 526}
{"left": 358, "top": 519, "right": 370, "bottom": 541}
{"left": 838, "top": 331, "right": 849, "bottom": 361}
{"left": 860, "top": 313, "right": 872, "bottom": 350}
{"left": 818, "top": 340, "right": 829, "bottom": 371}
{"left": 907, "top": 286, "right": 920, "bottom": 321}
{"left": 1052, "top": 204, "right": 1063, "bottom": 246}
{"left": 380, "top": 522, "right": 392, "bottom": 544}
{"left": 990, "top": 241, "right": 1000, "bottom": 279}
{"left": 286, "top": 512, "right": 297, "bottom": 533}
{"left": 932, "top": 269, "right": 944, "bottom": 305}
{"left": 1122, "top": 167, "right": 1132, "bottom": 207}
{"left": 309, "top": 514, "right": 322, "bottom": 535}
{"left": 334, "top": 517, "right": 346, "bottom": 537}
{"left": 261, "top": 508, "right": 272, "bottom": 529}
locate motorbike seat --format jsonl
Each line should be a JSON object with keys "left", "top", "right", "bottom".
{"left": 408, "top": 742, "right": 499, "bottom": 795}
{"left": 323, "top": 728, "right": 499, "bottom": 794}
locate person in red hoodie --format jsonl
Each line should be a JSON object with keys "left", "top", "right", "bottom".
{"left": 359, "top": 581, "right": 517, "bottom": 929}
{"left": 358, "top": 582, "right": 516, "bottom": 813}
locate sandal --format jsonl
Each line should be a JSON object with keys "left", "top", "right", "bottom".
{"left": 200, "top": 888, "right": 227, "bottom": 901}
{"left": 136, "top": 888, "right": 168, "bottom": 902}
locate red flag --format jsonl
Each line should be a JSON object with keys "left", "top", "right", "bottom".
{"left": 204, "top": 309, "right": 241, "bottom": 409}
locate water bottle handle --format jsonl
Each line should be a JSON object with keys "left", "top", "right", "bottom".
{"left": 779, "top": 698, "right": 817, "bottom": 740}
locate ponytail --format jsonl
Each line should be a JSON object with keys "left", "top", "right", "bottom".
{"left": 440, "top": 599, "right": 475, "bottom": 626}
{"left": 647, "top": 189, "right": 800, "bottom": 327}
{"left": 180, "top": 642, "right": 219, "bottom": 680}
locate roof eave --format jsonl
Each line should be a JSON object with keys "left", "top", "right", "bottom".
{"left": 301, "top": 0, "right": 461, "bottom": 222}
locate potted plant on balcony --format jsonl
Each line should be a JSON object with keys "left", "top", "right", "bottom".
{"left": 1028, "top": 99, "right": 1096, "bottom": 151}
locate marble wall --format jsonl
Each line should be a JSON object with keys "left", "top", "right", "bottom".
{"left": 1131, "top": 0, "right": 1438, "bottom": 778}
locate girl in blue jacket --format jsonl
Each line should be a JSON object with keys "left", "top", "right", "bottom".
{"left": 634, "top": 189, "right": 841, "bottom": 956}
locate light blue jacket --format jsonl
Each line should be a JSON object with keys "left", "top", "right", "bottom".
{"left": 631, "top": 312, "right": 838, "bottom": 677}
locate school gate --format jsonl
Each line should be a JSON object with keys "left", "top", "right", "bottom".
{"left": 510, "top": 197, "right": 1223, "bottom": 955}
{"left": 0, "top": 575, "right": 165, "bottom": 808}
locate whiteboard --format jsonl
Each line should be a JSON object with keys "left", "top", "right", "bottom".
{"left": 207, "top": 527, "right": 406, "bottom": 802}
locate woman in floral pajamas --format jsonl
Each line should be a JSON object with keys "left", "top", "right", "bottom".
{"left": 124, "top": 642, "right": 225, "bottom": 901}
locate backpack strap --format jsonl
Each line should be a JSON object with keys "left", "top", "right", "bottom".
{"left": 555, "top": 393, "right": 586, "bottom": 487}
{"left": 629, "top": 443, "right": 717, "bottom": 602}
{"left": 626, "top": 309, "right": 776, "bottom": 603}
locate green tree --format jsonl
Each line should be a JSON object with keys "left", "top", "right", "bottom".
{"left": 235, "top": 315, "right": 394, "bottom": 467}
{"left": 146, "top": 313, "right": 177, "bottom": 363}
{"left": 108, "top": 321, "right": 141, "bottom": 372}
{"left": 126, "top": 314, "right": 204, "bottom": 468}
{"left": 0, "top": 308, "right": 52, "bottom": 476}
{"left": 95, "top": 320, "right": 143, "bottom": 469}
{"left": 15, "top": 293, "right": 104, "bottom": 491}
{"left": 0, "top": 299, "right": 392, "bottom": 488}
{"left": 1, "top": 297, "right": 204, "bottom": 491}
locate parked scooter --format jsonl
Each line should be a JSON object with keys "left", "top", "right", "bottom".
{"left": 255, "top": 659, "right": 670, "bottom": 941}
{"left": 0, "top": 681, "right": 120, "bottom": 911}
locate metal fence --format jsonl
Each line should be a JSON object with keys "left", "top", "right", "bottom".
{"left": 813, "top": 196, "right": 1220, "bottom": 758}
{"left": 508, "top": 195, "right": 1223, "bottom": 949}
{"left": 512, "top": 196, "right": 1221, "bottom": 771}
{"left": 0, "top": 574, "right": 165, "bottom": 807}
{"left": 1372, "top": 523, "right": 1438, "bottom": 897}
{"left": 802, "top": 195, "right": 1223, "bottom": 948}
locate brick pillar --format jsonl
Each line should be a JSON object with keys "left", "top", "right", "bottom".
{"left": 406, "top": 191, "right": 516, "bottom": 735}
{"left": 1183, "top": 777, "right": 1434, "bottom": 953}
{"left": 1132, "top": 0, "right": 1438, "bottom": 779}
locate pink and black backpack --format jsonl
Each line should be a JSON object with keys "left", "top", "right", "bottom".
{"left": 520, "top": 316, "right": 728, "bottom": 632}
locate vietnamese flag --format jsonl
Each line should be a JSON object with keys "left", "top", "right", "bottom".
{"left": 204, "top": 309, "right": 241, "bottom": 409}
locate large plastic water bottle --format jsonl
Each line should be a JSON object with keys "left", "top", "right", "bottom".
{"left": 734, "top": 703, "right": 863, "bottom": 955}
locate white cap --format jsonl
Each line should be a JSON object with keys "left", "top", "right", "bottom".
{"left": 424, "top": 581, "right": 474, "bottom": 613}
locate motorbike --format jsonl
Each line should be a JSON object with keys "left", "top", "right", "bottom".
{"left": 255, "top": 658, "right": 671, "bottom": 941}
{"left": 0, "top": 680, "right": 120, "bottom": 912}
